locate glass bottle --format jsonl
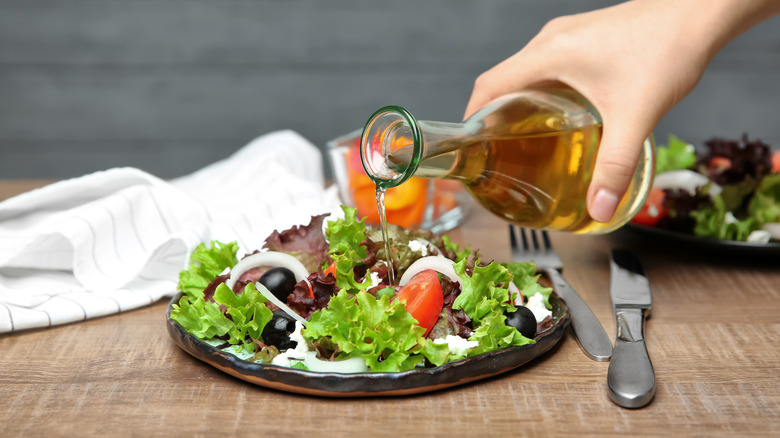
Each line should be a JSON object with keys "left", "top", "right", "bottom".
{"left": 359, "top": 86, "right": 655, "bottom": 234}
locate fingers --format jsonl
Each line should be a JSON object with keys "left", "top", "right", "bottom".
{"left": 586, "top": 121, "right": 650, "bottom": 223}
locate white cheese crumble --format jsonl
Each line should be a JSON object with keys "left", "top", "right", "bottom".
{"left": 747, "top": 230, "right": 771, "bottom": 243}
{"left": 526, "top": 292, "right": 552, "bottom": 323}
{"left": 433, "top": 335, "right": 479, "bottom": 356}
{"left": 724, "top": 212, "right": 738, "bottom": 224}
{"left": 270, "top": 321, "right": 309, "bottom": 367}
{"left": 369, "top": 271, "right": 382, "bottom": 287}
{"left": 408, "top": 239, "right": 429, "bottom": 256}
{"left": 648, "top": 204, "right": 659, "bottom": 218}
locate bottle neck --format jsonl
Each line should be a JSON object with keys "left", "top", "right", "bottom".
{"left": 360, "top": 106, "right": 470, "bottom": 190}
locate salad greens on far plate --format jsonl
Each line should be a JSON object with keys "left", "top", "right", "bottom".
{"left": 633, "top": 134, "right": 780, "bottom": 243}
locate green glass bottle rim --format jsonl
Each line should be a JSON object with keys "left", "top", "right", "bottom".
{"left": 360, "top": 105, "right": 424, "bottom": 190}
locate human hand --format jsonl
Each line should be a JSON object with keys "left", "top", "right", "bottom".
{"left": 464, "top": 0, "right": 780, "bottom": 222}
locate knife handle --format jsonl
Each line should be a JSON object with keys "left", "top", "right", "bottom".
{"left": 542, "top": 268, "right": 612, "bottom": 361}
{"left": 608, "top": 308, "right": 656, "bottom": 408}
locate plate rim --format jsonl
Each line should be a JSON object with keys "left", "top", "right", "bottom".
{"left": 166, "top": 289, "right": 571, "bottom": 397}
{"left": 625, "top": 223, "right": 780, "bottom": 254}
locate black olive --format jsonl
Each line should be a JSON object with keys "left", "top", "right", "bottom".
{"left": 505, "top": 306, "right": 537, "bottom": 339}
{"left": 262, "top": 310, "right": 298, "bottom": 350}
{"left": 258, "top": 267, "right": 297, "bottom": 301}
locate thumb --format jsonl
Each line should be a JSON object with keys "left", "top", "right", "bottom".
{"left": 586, "top": 122, "right": 650, "bottom": 223}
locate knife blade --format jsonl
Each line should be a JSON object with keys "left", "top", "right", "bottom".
{"left": 607, "top": 249, "right": 656, "bottom": 408}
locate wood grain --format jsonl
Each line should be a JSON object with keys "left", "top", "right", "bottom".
{"left": 2, "top": 181, "right": 780, "bottom": 436}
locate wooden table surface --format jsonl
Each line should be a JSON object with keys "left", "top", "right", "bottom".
{"left": 1, "top": 180, "right": 779, "bottom": 437}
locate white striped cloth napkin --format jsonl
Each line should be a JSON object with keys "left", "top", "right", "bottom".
{"left": 0, "top": 130, "right": 342, "bottom": 333}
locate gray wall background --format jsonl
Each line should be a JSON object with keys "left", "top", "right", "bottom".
{"left": 1, "top": 0, "right": 778, "bottom": 180}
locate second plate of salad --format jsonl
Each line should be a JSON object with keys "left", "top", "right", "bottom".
{"left": 166, "top": 207, "right": 570, "bottom": 397}
{"left": 627, "top": 134, "right": 780, "bottom": 255}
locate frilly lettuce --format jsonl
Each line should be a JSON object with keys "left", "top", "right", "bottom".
{"left": 177, "top": 240, "right": 238, "bottom": 298}
{"left": 451, "top": 259, "right": 536, "bottom": 355}
{"left": 748, "top": 173, "right": 780, "bottom": 224}
{"left": 302, "top": 289, "right": 450, "bottom": 372}
{"left": 325, "top": 206, "right": 373, "bottom": 293}
{"left": 501, "top": 261, "right": 553, "bottom": 308}
{"left": 656, "top": 134, "right": 697, "bottom": 174}
{"left": 171, "top": 241, "right": 273, "bottom": 353}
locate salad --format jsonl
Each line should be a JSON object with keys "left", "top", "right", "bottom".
{"left": 169, "top": 206, "right": 556, "bottom": 374}
{"left": 631, "top": 134, "right": 780, "bottom": 243}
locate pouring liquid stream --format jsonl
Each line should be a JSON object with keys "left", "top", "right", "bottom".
{"left": 375, "top": 187, "right": 396, "bottom": 285}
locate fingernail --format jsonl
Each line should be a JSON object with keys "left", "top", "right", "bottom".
{"left": 590, "top": 189, "right": 619, "bottom": 223}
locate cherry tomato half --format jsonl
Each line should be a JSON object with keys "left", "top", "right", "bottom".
{"left": 631, "top": 188, "right": 667, "bottom": 227}
{"left": 393, "top": 270, "right": 444, "bottom": 336}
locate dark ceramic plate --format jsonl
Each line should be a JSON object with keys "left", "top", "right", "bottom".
{"left": 166, "top": 291, "right": 570, "bottom": 397}
{"left": 625, "top": 223, "right": 780, "bottom": 257}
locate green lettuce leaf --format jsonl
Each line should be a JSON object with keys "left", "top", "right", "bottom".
{"left": 169, "top": 295, "right": 233, "bottom": 340}
{"left": 325, "top": 206, "right": 373, "bottom": 293}
{"left": 303, "top": 290, "right": 429, "bottom": 372}
{"left": 452, "top": 259, "right": 515, "bottom": 323}
{"left": 441, "top": 235, "right": 472, "bottom": 263}
{"left": 213, "top": 282, "right": 274, "bottom": 352}
{"left": 451, "top": 259, "right": 535, "bottom": 352}
{"left": 691, "top": 194, "right": 758, "bottom": 241}
{"left": 177, "top": 240, "right": 239, "bottom": 298}
{"left": 656, "top": 134, "right": 697, "bottom": 174}
{"left": 500, "top": 261, "right": 553, "bottom": 309}
{"left": 748, "top": 173, "right": 780, "bottom": 224}
{"left": 468, "top": 311, "right": 534, "bottom": 356}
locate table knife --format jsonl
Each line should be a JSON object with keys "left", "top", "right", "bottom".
{"left": 607, "top": 249, "right": 656, "bottom": 408}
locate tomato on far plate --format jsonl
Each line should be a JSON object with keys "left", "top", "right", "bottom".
{"left": 631, "top": 188, "right": 667, "bottom": 227}
{"left": 393, "top": 270, "right": 444, "bottom": 336}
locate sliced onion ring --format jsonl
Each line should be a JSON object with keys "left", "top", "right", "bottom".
{"left": 302, "top": 352, "right": 368, "bottom": 373}
{"left": 399, "top": 256, "right": 459, "bottom": 285}
{"left": 653, "top": 169, "right": 722, "bottom": 196}
{"left": 400, "top": 256, "right": 520, "bottom": 298}
{"left": 225, "top": 251, "right": 310, "bottom": 291}
{"left": 255, "top": 283, "right": 307, "bottom": 326}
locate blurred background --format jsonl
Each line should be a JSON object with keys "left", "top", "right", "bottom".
{"left": 1, "top": 0, "right": 778, "bottom": 180}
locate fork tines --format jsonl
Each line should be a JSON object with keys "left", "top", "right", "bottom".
{"left": 509, "top": 224, "right": 552, "bottom": 253}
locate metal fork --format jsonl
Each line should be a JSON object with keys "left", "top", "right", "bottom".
{"left": 509, "top": 225, "right": 613, "bottom": 361}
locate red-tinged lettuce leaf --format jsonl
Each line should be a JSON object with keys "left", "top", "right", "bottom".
{"left": 697, "top": 135, "right": 773, "bottom": 186}
{"left": 178, "top": 241, "right": 239, "bottom": 299}
{"left": 286, "top": 271, "right": 339, "bottom": 319}
{"left": 427, "top": 307, "right": 473, "bottom": 341}
{"left": 657, "top": 188, "right": 712, "bottom": 234}
{"left": 263, "top": 213, "right": 331, "bottom": 272}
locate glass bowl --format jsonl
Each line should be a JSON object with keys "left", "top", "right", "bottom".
{"left": 327, "top": 129, "right": 471, "bottom": 233}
